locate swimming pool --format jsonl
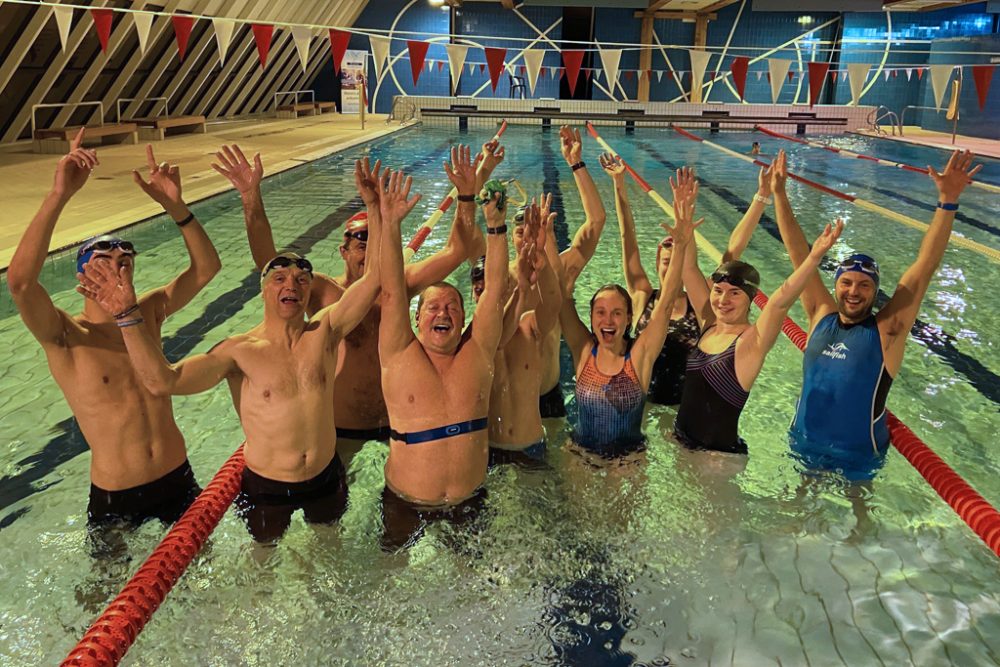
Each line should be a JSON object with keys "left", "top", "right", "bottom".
{"left": 1, "top": 124, "right": 998, "bottom": 665}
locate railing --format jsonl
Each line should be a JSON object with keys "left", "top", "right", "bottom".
{"left": 272, "top": 89, "right": 315, "bottom": 109}
{"left": 115, "top": 97, "right": 169, "bottom": 122}
{"left": 899, "top": 105, "right": 947, "bottom": 137}
{"left": 31, "top": 101, "right": 104, "bottom": 136}
{"left": 387, "top": 96, "right": 416, "bottom": 125}
{"left": 867, "top": 105, "right": 900, "bottom": 136}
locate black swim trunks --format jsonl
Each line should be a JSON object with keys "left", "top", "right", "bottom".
{"left": 380, "top": 486, "right": 488, "bottom": 553}
{"left": 87, "top": 459, "right": 201, "bottom": 527}
{"left": 539, "top": 383, "right": 567, "bottom": 419}
{"left": 488, "top": 439, "right": 547, "bottom": 469}
{"left": 235, "top": 453, "right": 348, "bottom": 543}
{"left": 335, "top": 425, "right": 391, "bottom": 442}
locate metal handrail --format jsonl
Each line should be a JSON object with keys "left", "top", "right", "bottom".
{"left": 899, "top": 105, "right": 944, "bottom": 136}
{"left": 115, "top": 97, "right": 169, "bottom": 122}
{"left": 387, "top": 96, "right": 416, "bottom": 125}
{"left": 867, "top": 105, "right": 900, "bottom": 136}
{"left": 31, "top": 101, "right": 104, "bottom": 136}
{"left": 273, "top": 89, "right": 316, "bottom": 109}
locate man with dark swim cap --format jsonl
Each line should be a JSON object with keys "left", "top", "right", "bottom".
{"left": 79, "top": 159, "right": 392, "bottom": 543}
{"left": 8, "top": 132, "right": 221, "bottom": 533}
{"left": 213, "top": 143, "right": 481, "bottom": 454}
{"left": 770, "top": 148, "right": 982, "bottom": 480}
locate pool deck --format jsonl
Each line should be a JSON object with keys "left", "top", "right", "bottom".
{"left": 0, "top": 113, "right": 409, "bottom": 271}
{"left": 853, "top": 126, "right": 1000, "bottom": 160}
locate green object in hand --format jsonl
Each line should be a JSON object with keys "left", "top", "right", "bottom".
{"left": 476, "top": 179, "right": 507, "bottom": 211}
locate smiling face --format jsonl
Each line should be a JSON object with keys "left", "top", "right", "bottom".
{"left": 835, "top": 273, "right": 877, "bottom": 322}
{"left": 416, "top": 283, "right": 465, "bottom": 354}
{"left": 262, "top": 266, "right": 313, "bottom": 320}
{"left": 709, "top": 281, "right": 751, "bottom": 325}
{"left": 655, "top": 240, "right": 674, "bottom": 283}
{"left": 340, "top": 236, "right": 367, "bottom": 280}
{"left": 589, "top": 287, "right": 632, "bottom": 349}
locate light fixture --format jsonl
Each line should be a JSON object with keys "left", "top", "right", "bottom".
{"left": 797, "top": 15, "right": 814, "bottom": 25}
{"left": 428, "top": 0, "right": 445, "bottom": 6}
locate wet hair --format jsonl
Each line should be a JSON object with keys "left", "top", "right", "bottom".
{"left": 589, "top": 283, "right": 634, "bottom": 340}
{"left": 416, "top": 281, "right": 465, "bottom": 314}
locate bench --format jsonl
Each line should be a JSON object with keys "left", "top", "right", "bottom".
{"left": 313, "top": 102, "right": 336, "bottom": 114}
{"left": 276, "top": 103, "right": 317, "bottom": 119}
{"left": 33, "top": 123, "right": 138, "bottom": 154}
{"left": 125, "top": 115, "right": 206, "bottom": 141}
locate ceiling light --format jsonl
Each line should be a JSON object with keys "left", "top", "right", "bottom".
{"left": 428, "top": 0, "right": 445, "bottom": 6}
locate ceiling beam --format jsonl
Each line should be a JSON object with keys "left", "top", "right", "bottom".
{"left": 701, "top": 0, "right": 741, "bottom": 12}
{"left": 632, "top": 11, "right": 717, "bottom": 20}
{"left": 919, "top": 0, "right": 979, "bottom": 11}
{"left": 500, "top": 0, "right": 515, "bottom": 9}
{"left": 647, "top": 0, "right": 672, "bottom": 10}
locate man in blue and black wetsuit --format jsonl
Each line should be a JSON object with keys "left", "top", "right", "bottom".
{"left": 770, "top": 149, "right": 982, "bottom": 480}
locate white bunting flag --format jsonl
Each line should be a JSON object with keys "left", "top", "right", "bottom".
{"left": 550, "top": 65, "right": 558, "bottom": 80}
{"left": 883, "top": 69, "right": 891, "bottom": 82}
{"left": 768, "top": 58, "right": 791, "bottom": 103}
{"left": 905, "top": 68, "right": 912, "bottom": 81}
{"left": 522, "top": 48, "right": 544, "bottom": 94}
{"left": 370, "top": 35, "right": 390, "bottom": 79}
{"left": 213, "top": 18, "right": 236, "bottom": 65}
{"left": 598, "top": 47, "right": 622, "bottom": 92}
{"left": 755, "top": 70, "right": 763, "bottom": 81}
{"left": 688, "top": 49, "right": 711, "bottom": 102}
{"left": 841, "top": 70, "right": 848, "bottom": 81}
{"left": 54, "top": 5, "right": 73, "bottom": 51}
{"left": 847, "top": 63, "right": 870, "bottom": 105}
{"left": 133, "top": 12, "right": 153, "bottom": 55}
{"left": 656, "top": 70, "right": 663, "bottom": 82}
{"left": 428, "top": 58, "right": 434, "bottom": 73}
{"left": 930, "top": 64, "right": 954, "bottom": 110}
{"left": 468, "top": 62, "right": 475, "bottom": 75}
{"left": 446, "top": 43, "right": 469, "bottom": 88}
{"left": 291, "top": 26, "right": 312, "bottom": 73}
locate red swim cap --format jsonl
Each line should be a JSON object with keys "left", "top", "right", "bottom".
{"left": 345, "top": 211, "right": 368, "bottom": 236}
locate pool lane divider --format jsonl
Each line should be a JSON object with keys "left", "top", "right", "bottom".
{"left": 587, "top": 121, "right": 1000, "bottom": 561}
{"left": 403, "top": 119, "right": 508, "bottom": 261}
{"left": 61, "top": 447, "right": 246, "bottom": 667}
{"left": 754, "top": 125, "right": 1000, "bottom": 195}
{"left": 672, "top": 126, "right": 1000, "bottom": 264}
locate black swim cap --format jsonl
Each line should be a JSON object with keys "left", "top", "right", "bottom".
{"left": 470, "top": 255, "right": 486, "bottom": 282}
{"left": 710, "top": 260, "right": 760, "bottom": 300}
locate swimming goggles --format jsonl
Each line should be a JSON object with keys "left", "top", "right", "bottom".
{"left": 261, "top": 255, "right": 313, "bottom": 280}
{"left": 659, "top": 237, "right": 674, "bottom": 249}
{"left": 837, "top": 256, "right": 880, "bottom": 277}
{"left": 81, "top": 239, "right": 137, "bottom": 256}
{"left": 710, "top": 271, "right": 758, "bottom": 290}
{"left": 344, "top": 229, "right": 368, "bottom": 242}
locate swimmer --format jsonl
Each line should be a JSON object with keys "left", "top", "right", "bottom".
{"left": 78, "top": 158, "right": 391, "bottom": 543}
{"left": 598, "top": 153, "right": 774, "bottom": 405}
{"left": 558, "top": 175, "right": 698, "bottom": 458}
{"left": 771, "top": 149, "right": 982, "bottom": 481}
{"left": 7, "top": 132, "right": 221, "bottom": 529}
{"left": 212, "top": 143, "right": 479, "bottom": 448}
{"left": 751, "top": 141, "right": 762, "bottom": 156}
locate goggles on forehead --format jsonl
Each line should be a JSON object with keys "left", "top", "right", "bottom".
{"left": 82, "top": 239, "right": 137, "bottom": 256}
{"left": 710, "top": 271, "right": 758, "bottom": 291}
{"left": 261, "top": 254, "right": 313, "bottom": 283}
{"left": 659, "top": 237, "right": 674, "bottom": 249}
{"left": 838, "top": 256, "right": 879, "bottom": 275}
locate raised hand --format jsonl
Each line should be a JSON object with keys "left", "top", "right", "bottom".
{"left": 133, "top": 145, "right": 185, "bottom": 214}
{"left": 770, "top": 149, "right": 788, "bottom": 194}
{"left": 663, "top": 175, "right": 702, "bottom": 249}
{"left": 757, "top": 162, "right": 773, "bottom": 199}
{"left": 538, "top": 192, "right": 557, "bottom": 229}
{"left": 354, "top": 157, "right": 382, "bottom": 206}
{"left": 559, "top": 125, "right": 583, "bottom": 166}
{"left": 599, "top": 152, "right": 626, "bottom": 182}
{"left": 516, "top": 239, "right": 538, "bottom": 289}
{"left": 53, "top": 128, "right": 98, "bottom": 199}
{"left": 929, "top": 149, "right": 982, "bottom": 203}
{"left": 378, "top": 168, "right": 422, "bottom": 225}
{"left": 77, "top": 258, "right": 137, "bottom": 317}
{"left": 808, "top": 218, "right": 844, "bottom": 260}
{"left": 668, "top": 166, "right": 697, "bottom": 204}
{"left": 444, "top": 144, "right": 477, "bottom": 196}
{"left": 480, "top": 140, "right": 505, "bottom": 176}
{"left": 482, "top": 191, "right": 506, "bottom": 229}
{"left": 211, "top": 144, "right": 263, "bottom": 195}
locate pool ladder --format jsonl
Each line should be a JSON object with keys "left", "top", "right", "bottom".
{"left": 387, "top": 97, "right": 417, "bottom": 125}
{"left": 867, "top": 105, "right": 901, "bottom": 136}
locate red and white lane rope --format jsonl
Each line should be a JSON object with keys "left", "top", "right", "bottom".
{"left": 403, "top": 119, "right": 508, "bottom": 262}
{"left": 754, "top": 125, "right": 1000, "bottom": 195}
{"left": 672, "top": 126, "right": 1000, "bottom": 263}
{"left": 589, "top": 120, "right": 1000, "bottom": 560}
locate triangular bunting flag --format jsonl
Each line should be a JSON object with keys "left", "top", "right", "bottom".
{"left": 766, "top": 73, "right": 771, "bottom": 83}
{"left": 807, "top": 61, "right": 830, "bottom": 107}
{"left": 551, "top": 66, "right": 559, "bottom": 80}
{"left": 656, "top": 70, "right": 663, "bottom": 82}
{"left": 646, "top": 69, "right": 652, "bottom": 80}
{"left": 972, "top": 65, "right": 995, "bottom": 111}
{"left": 829, "top": 70, "right": 838, "bottom": 83}
{"left": 905, "top": 68, "right": 913, "bottom": 81}
{"left": 407, "top": 40, "right": 429, "bottom": 85}
{"left": 847, "top": 63, "right": 870, "bottom": 106}
{"left": 841, "top": 70, "right": 848, "bottom": 81}
{"left": 788, "top": 70, "right": 795, "bottom": 81}
{"left": 370, "top": 35, "right": 390, "bottom": 79}
{"left": 479, "top": 63, "right": 486, "bottom": 75}
{"left": 559, "top": 68, "right": 565, "bottom": 80}
{"left": 523, "top": 48, "right": 544, "bottom": 94}
{"left": 251, "top": 24, "right": 273, "bottom": 69}
{"left": 755, "top": 70, "right": 763, "bottom": 81}
{"left": 709, "top": 70, "right": 717, "bottom": 80}
{"left": 134, "top": 12, "right": 153, "bottom": 56}
{"left": 468, "top": 62, "right": 475, "bottom": 75}
{"left": 171, "top": 15, "right": 194, "bottom": 62}
{"left": 329, "top": 29, "right": 351, "bottom": 75}
{"left": 90, "top": 9, "right": 113, "bottom": 53}
{"left": 883, "top": 69, "right": 890, "bottom": 82}
{"left": 917, "top": 67, "right": 925, "bottom": 80}
{"left": 54, "top": 6, "right": 73, "bottom": 51}
{"left": 519, "top": 65, "right": 526, "bottom": 75}
{"left": 485, "top": 47, "right": 506, "bottom": 92}
{"left": 446, "top": 44, "right": 469, "bottom": 87}
{"left": 930, "top": 65, "right": 955, "bottom": 109}
{"left": 598, "top": 47, "right": 622, "bottom": 92}
{"left": 585, "top": 68, "right": 593, "bottom": 80}
{"left": 428, "top": 59, "right": 434, "bottom": 73}
{"left": 291, "top": 26, "right": 312, "bottom": 74}
{"left": 212, "top": 18, "right": 235, "bottom": 65}
{"left": 562, "top": 50, "right": 585, "bottom": 93}
{"left": 891, "top": 69, "right": 898, "bottom": 78}
{"left": 768, "top": 58, "right": 791, "bottom": 103}
{"left": 730, "top": 56, "right": 749, "bottom": 101}
{"left": 624, "top": 70, "right": 634, "bottom": 81}
{"left": 689, "top": 49, "right": 711, "bottom": 102}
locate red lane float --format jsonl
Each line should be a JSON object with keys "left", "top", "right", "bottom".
{"left": 62, "top": 446, "right": 246, "bottom": 667}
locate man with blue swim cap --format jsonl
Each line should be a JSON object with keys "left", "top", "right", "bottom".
{"left": 8, "top": 132, "right": 221, "bottom": 538}
{"left": 770, "top": 148, "right": 982, "bottom": 481}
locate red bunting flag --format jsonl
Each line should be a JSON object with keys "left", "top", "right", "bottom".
{"left": 562, "top": 50, "right": 584, "bottom": 93}
{"left": 787, "top": 70, "right": 795, "bottom": 81}
{"left": 829, "top": 70, "right": 838, "bottom": 83}
{"left": 251, "top": 24, "right": 273, "bottom": 68}
{"left": 584, "top": 68, "right": 592, "bottom": 80}
{"left": 646, "top": 69, "right": 652, "bottom": 80}
{"left": 540, "top": 66, "right": 548, "bottom": 77}
{"left": 917, "top": 67, "right": 925, "bottom": 80}
{"left": 807, "top": 61, "right": 830, "bottom": 107}
{"left": 90, "top": 9, "right": 113, "bottom": 53}
{"left": 171, "top": 15, "right": 194, "bottom": 62}
{"left": 766, "top": 72, "right": 771, "bottom": 83}
{"left": 624, "top": 70, "right": 634, "bottom": 81}
{"left": 891, "top": 69, "right": 898, "bottom": 78}
{"left": 437, "top": 60, "right": 444, "bottom": 72}
{"left": 329, "top": 29, "right": 351, "bottom": 75}
{"left": 972, "top": 65, "right": 995, "bottom": 111}
{"left": 407, "top": 40, "right": 429, "bottom": 84}
{"left": 479, "top": 63, "right": 486, "bottom": 75}
{"left": 709, "top": 70, "right": 717, "bottom": 80}
{"left": 485, "top": 47, "right": 506, "bottom": 92}
{"left": 730, "top": 56, "right": 749, "bottom": 101}
{"left": 559, "top": 68, "right": 565, "bottom": 80}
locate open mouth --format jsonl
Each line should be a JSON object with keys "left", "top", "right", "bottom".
{"left": 599, "top": 327, "right": 616, "bottom": 342}
{"left": 432, "top": 321, "right": 452, "bottom": 334}
{"left": 280, "top": 294, "right": 301, "bottom": 305}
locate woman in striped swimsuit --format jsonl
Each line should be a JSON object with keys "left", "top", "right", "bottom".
{"left": 671, "top": 167, "right": 844, "bottom": 454}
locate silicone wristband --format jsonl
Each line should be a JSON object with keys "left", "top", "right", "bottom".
{"left": 113, "top": 303, "right": 140, "bottom": 320}
{"left": 570, "top": 161, "right": 586, "bottom": 172}
{"left": 117, "top": 317, "right": 145, "bottom": 328}
{"left": 457, "top": 194, "right": 475, "bottom": 203}
{"left": 486, "top": 225, "right": 508, "bottom": 235}
{"left": 937, "top": 201, "right": 959, "bottom": 211}
{"left": 175, "top": 212, "right": 195, "bottom": 227}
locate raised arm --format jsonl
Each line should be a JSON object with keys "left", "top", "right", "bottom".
{"left": 8, "top": 129, "right": 96, "bottom": 344}
{"left": 212, "top": 144, "right": 276, "bottom": 271}
{"left": 878, "top": 150, "right": 981, "bottom": 366}
{"left": 135, "top": 145, "right": 221, "bottom": 318}
{"left": 558, "top": 126, "right": 608, "bottom": 281}
{"left": 723, "top": 163, "right": 772, "bottom": 263}
{"left": 600, "top": 152, "right": 653, "bottom": 309}
{"left": 529, "top": 202, "right": 562, "bottom": 337}
{"left": 475, "top": 139, "right": 504, "bottom": 193}
{"left": 378, "top": 166, "right": 420, "bottom": 360}
{"left": 770, "top": 149, "right": 837, "bottom": 326}
{"left": 469, "top": 192, "right": 510, "bottom": 355}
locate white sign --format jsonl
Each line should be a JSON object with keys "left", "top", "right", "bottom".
{"left": 342, "top": 49, "right": 367, "bottom": 114}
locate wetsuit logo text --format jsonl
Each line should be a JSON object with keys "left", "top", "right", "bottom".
{"left": 822, "top": 342, "right": 849, "bottom": 361}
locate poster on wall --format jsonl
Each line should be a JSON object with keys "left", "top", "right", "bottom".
{"left": 341, "top": 49, "right": 367, "bottom": 114}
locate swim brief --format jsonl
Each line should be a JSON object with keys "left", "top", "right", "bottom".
{"left": 380, "top": 485, "right": 488, "bottom": 553}
{"left": 539, "top": 383, "right": 567, "bottom": 419}
{"left": 87, "top": 459, "right": 201, "bottom": 527}
{"left": 488, "top": 439, "right": 547, "bottom": 468}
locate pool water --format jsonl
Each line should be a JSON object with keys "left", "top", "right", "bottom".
{"left": 1, "top": 125, "right": 998, "bottom": 665}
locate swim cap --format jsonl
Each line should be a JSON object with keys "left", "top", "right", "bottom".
{"left": 344, "top": 211, "right": 368, "bottom": 242}
{"left": 834, "top": 253, "right": 880, "bottom": 288}
{"left": 470, "top": 255, "right": 486, "bottom": 282}
{"left": 513, "top": 205, "right": 528, "bottom": 226}
{"left": 260, "top": 251, "right": 313, "bottom": 288}
{"left": 710, "top": 260, "right": 760, "bottom": 300}
{"left": 76, "top": 235, "right": 137, "bottom": 274}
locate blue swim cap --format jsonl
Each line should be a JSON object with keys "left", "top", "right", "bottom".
{"left": 834, "top": 253, "right": 880, "bottom": 288}
{"left": 76, "top": 235, "right": 137, "bottom": 274}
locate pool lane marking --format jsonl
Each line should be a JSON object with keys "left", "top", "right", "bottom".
{"left": 673, "top": 126, "right": 1000, "bottom": 264}
{"left": 591, "top": 122, "right": 1000, "bottom": 561}
{"left": 633, "top": 137, "right": 1000, "bottom": 408}
{"left": 754, "top": 125, "right": 1000, "bottom": 195}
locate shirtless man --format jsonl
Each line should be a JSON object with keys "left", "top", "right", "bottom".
{"left": 772, "top": 149, "right": 982, "bottom": 481}
{"left": 212, "top": 144, "right": 477, "bottom": 451}
{"left": 7, "top": 130, "right": 221, "bottom": 530}
{"left": 78, "top": 159, "right": 393, "bottom": 543}
{"left": 377, "top": 156, "right": 508, "bottom": 550}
